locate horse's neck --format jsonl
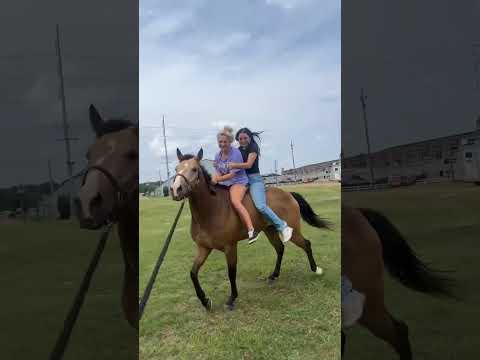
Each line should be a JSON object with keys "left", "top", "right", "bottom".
{"left": 116, "top": 194, "right": 139, "bottom": 270}
{"left": 189, "top": 181, "right": 222, "bottom": 225}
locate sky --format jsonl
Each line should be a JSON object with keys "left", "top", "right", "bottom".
{"left": 0, "top": 0, "right": 137, "bottom": 188}
{"left": 139, "top": 0, "right": 341, "bottom": 183}
{"left": 342, "top": 0, "right": 479, "bottom": 156}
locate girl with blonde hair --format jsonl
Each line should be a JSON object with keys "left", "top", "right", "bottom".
{"left": 212, "top": 126, "right": 260, "bottom": 242}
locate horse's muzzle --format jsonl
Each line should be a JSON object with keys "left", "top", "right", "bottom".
{"left": 74, "top": 197, "right": 107, "bottom": 230}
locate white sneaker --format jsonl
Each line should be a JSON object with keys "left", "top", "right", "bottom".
{"left": 279, "top": 226, "right": 293, "bottom": 244}
{"left": 341, "top": 276, "right": 365, "bottom": 328}
{"left": 248, "top": 229, "right": 261, "bottom": 244}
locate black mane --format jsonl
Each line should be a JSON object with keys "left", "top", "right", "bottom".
{"left": 101, "top": 118, "right": 136, "bottom": 135}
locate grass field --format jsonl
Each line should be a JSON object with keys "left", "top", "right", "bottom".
{"left": 343, "top": 182, "right": 480, "bottom": 360}
{"left": 0, "top": 220, "right": 137, "bottom": 359}
{"left": 139, "top": 183, "right": 341, "bottom": 360}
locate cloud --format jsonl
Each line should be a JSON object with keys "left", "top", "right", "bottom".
{"left": 203, "top": 32, "right": 252, "bottom": 56}
{"left": 265, "top": 0, "right": 313, "bottom": 10}
{"left": 139, "top": 0, "right": 340, "bottom": 182}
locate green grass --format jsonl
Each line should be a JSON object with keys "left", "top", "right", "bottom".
{"left": 0, "top": 220, "right": 137, "bottom": 359}
{"left": 140, "top": 184, "right": 341, "bottom": 360}
{"left": 343, "top": 182, "right": 480, "bottom": 360}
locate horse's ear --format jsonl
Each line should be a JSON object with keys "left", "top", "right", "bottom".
{"left": 89, "top": 104, "right": 104, "bottom": 137}
{"left": 176, "top": 148, "right": 183, "bottom": 161}
{"left": 197, "top": 148, "right": 204, "bottom": 161}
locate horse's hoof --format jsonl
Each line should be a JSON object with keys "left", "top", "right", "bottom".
{"left": 204, "top": 298, "right": 213, "bottom": 311}
{"left": 315, "top": 267, "right": 324, "bottom": 275}
{"left": 225, "top": 303, "right": 235, "bottom": 311}
{"left": 267, "top": 276, "right": 278, "bottom": 285}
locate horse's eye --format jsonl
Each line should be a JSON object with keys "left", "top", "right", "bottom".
{"left": 193, "top": 168, "right": 198, "bottom": 172}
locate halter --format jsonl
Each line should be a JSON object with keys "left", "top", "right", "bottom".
{"left": 81, "top": 165, "right": 130, "bottom": 221}
{"left": 172, "top": 170, "right": 199, "bottom": 196}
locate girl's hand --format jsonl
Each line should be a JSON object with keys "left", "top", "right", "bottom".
{"left": 227, "top": 162, "right": 235, "bottom": 169}
{"left": 211, "top": 175, "right": 218, "bottom": 185}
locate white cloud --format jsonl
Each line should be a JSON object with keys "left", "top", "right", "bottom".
{"left": 203, "top": 32, "right": 252, "bottom": 56}
{"left": 265, "top": 0, "right": 313, "bottom": 10}
{"left": 141, "top": 10, "right": 193, "bottom": 38}
{"left": 139, "top": 1, "right": 340, "bottom": 182}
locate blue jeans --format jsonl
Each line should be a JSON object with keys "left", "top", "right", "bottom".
{"left": 248, "top": 174, "right": 287, "bottom": 231}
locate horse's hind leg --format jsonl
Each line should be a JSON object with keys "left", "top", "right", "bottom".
{"left": 341, "top": 330, "right": 346, "bottom": 357}
{"left": 264, "top": 226, "right": 285, "bottom": 283}
{"left": 224, "top": 245, "right": 238, "bottom": 310}
{"left": 190, "top": 245, "right": 213, "bottom": 310}
{"left": 290, "top": 231, "right": 322, "bottom": 275}
{"left": 360, "top": 302, "right": 412, "bottom": 360}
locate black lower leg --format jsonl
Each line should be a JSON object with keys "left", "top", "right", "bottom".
{"left": 341, "top": 331, "right": 346, "bottom": 357}
{"left": 392, "top": 317, "right": 412, "bottom": 360}
{"left": 226, "top": 265, "right": 238, "bottom": 307}
{"left": 304, "top": 239, "right": 317, "bottom": 272}
{"left": 269, "top": 243, "right": 284, "bottom": 279}
{"left": 190, "top": 268, "right": 210, "bottom": 309}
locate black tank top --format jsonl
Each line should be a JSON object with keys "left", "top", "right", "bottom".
{"left": 239, "top": 142, "right": 260, "bottom": 175}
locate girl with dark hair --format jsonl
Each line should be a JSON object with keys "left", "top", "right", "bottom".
{"left": 212, "top": 126, "right": 261, "bottom": 243}
{"left": 227, "top": 127, "right": 293, "bottom": 245}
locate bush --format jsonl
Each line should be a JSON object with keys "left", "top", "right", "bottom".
{"left": 57, "top": 194, "right": 71, "bottom": 220}
{"left": 163, "top": 186, "right": 169, "bottom": 197}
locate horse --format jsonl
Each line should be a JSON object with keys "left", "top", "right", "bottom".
{"left": 74, "top": 104, "right": 139, "bottom": 329}
{"left": 170, "top": 148, "right": 331, "bottom": 311}
{"left": 341, "top": 206, "right": 455, "bottom": 359}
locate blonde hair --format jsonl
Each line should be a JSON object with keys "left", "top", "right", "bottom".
{"left": 217, "top": 126, "right": 235, "bottom": 143}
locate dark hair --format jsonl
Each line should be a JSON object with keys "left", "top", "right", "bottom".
{"left": 235, "top": 128, "right": 263, "bottom": 156}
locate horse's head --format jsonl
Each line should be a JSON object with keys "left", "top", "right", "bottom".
{"left": 170, "top": 148, "right": 205, "bottom": 201}
{"left": 75, "top": 104, "right": 138, "bottom": 229}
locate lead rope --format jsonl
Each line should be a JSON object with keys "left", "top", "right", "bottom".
{"left": 139, "top": 200, "right": 185, "bottom": 319}
{"left": 49, "top": 222, "right": 114, "bottom": 360}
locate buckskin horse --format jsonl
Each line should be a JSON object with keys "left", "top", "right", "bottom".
{"left": 342, "top": 206, "right": 455, "bottom": 360}
{"left": 75, "top": 104, "right": 139, "bottom": 329}
{"left": 170, "top": 148, "right": 331, "bottom": 311}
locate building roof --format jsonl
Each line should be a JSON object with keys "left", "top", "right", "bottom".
{"left": 282, "top": 159, "right": 340, "bottom": 174}
{"left": 343, "top": 129, "right": 480, "bottom": 161}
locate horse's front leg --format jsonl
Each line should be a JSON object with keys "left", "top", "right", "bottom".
{"left": 224, "top": 245, "right": 238, "bottom": 310}
{"left": 191, "top": 245, "right": 212, "bottom": 310}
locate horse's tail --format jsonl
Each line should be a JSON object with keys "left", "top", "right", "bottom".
{"left": 359, "top": 208, "right": 456, "bottom": 298}
{"left": 290, "top": 192, "right": 332, "bottom": 230}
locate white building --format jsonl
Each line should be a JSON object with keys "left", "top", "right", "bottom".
{"left": 342, "top": 120, "right": 480, "bottom": 185}
{"left": 281, "top": 159, "right": 341, "bottom": 182}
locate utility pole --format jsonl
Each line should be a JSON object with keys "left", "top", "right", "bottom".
{"left": 56, "top": 24, "right": 78, "bottom": 209}
{"left": 162, "top": 115, "right": 171, "bottom": 189}
{"left": 274, "top": 160, "right": 279, "bottom": 186}
{"left": 473, "top": 42, "right": 480, "bottom": 93}
{"left": 360, "top": 88, "right": 375, "bottom": 188}
{"left": 290, "top": 140, "right": 297, "bottom": 182}
{"left": 47, "top": 160, "right": 55, "bottom": 218}
{"left": 48, "top": 160, "right": 55, "bottom": 195}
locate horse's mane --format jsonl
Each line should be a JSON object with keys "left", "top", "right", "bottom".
{"left": 101, "top": 118, "right": 136, "bottom": 135}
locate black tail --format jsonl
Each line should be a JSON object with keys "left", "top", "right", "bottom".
{"left": 290, "top": 192, "right": 332, "bottom": 229}
{"left": 359, "top": 208, "right": 455, "bottom": 298}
